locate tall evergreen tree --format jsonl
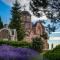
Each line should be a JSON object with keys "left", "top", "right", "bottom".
{"left": 9, "top": 0, "right": 25, "bottom": 40}
{"left": 0, "top": 16, "right": 3, "bottom": 29}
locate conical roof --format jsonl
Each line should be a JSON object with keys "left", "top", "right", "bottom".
{"left": 21, "top": 11, "right": 31, "bottom": 16}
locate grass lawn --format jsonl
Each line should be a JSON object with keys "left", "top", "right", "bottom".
{"left": 30, "top": 53, "right": 43, "bottom": 60}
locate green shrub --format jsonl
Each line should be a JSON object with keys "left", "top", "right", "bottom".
{"left": 32, "top": 37, "right": 43, "bottom": 53}
{"left": 0, "top": 40, "right": 31, "bottom": 48}
{"left": 53, "top": 45, "right": 60, "bottom": 51}
{"left": 44, "top": 45, "right": 60, "bottom": 60}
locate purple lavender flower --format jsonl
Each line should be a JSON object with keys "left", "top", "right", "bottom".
{"left": 0, "top": 45, "right": 39, "bottom": 60}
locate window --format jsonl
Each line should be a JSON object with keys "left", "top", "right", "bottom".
{"left": 27, "top": 16, "right": 30, "bottom": 20}
{"left": 12, "top": 30, "right": 14, "bottom": 35}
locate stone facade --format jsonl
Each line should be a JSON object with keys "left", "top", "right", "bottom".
{"left": 21, "top": 11, "right": 32, "bottom": 31}
{"left": 0, "top": 27, "right": 17, "bottom": 41}
{"left": 0, "top": 11, "right": 48, "bottom": 49}
{"left": 21, "top": 11, "right": 49, "bottom": 50}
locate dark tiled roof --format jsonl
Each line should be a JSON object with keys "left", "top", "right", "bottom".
{"left": 32, "top": 20, "right": 45, "bottom": 29}
{"left": 21, "top": 11, "right": 31, "bottom": 16}
{"left": 32, "top": 21, "right": 42, "bottom": 27}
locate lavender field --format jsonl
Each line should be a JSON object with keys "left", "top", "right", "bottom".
{"left": 0, "top": 45, "right": 41, "bottom": 60}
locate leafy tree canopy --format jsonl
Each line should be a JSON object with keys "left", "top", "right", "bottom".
{"left": 30, "top": 0, "right": 60, "bottom": 33}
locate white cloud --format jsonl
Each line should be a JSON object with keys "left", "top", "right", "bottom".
{"left": 49, "top": 37, "right": 60, "bottom": 40}
{"left": 2, "top": 0, "right": 30, "bottom": 7}
{"left": 2, "top": 0, "right": 15, "bottom": 6}
{"left": 2, "top": 0, "right": 30, "bottom": 10}
{"left": 2, "top": 0, "right": 47, "bottom": 22}
{"left": 31, "top": 15, "right": 48, "bottom": 22}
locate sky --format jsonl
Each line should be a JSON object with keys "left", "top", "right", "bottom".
{"left": 0, "top": 0, "right": 47, "bottom": 24}
{"left": 0, "top": 0, "right": 11, "bottom": 24}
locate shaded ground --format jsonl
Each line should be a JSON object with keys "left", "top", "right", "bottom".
{"left": 30, "top": 53, "right": 48, "bottom": 60}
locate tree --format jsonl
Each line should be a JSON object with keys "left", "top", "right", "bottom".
{"left": 30, "top": 0, "right": 48, "bottom": 17}
{"left": 0, "top": 16, "right": 3, "bottom": 29}
{"left": 30, "top": 0, "right": 60, "bottom": 19}
{"left": 30, "top": 0, "right": 60, "bottom": 33}
{"left": 32, "top": 37, "right": 43, "bottom": 52}
{"left": 41, "top": 32, "right": 48, "bottom": 40}
{"left": 9, "top": 0, "right": 25, "bottom": 40}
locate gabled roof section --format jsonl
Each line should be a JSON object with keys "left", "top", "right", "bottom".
{"left": 32, "top": 20, "right": 45, "bottom": 29}
{"left": 21, "top": 11, "right": 31, "bottom": 16}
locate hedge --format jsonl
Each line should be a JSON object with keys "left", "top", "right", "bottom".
{"left": 0, "top": 40, "right": 31, "bottom": 48}
{"left": 44, "top": 45, "right": 60, "bottom": 60}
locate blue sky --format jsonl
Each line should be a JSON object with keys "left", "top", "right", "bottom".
{"left": 0, "top": 0, "right": 48, "bottom": 24}
{"left": 0, "top": 0, "right": 11, "bottom": 24}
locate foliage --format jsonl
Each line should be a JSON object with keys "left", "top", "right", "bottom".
{"left": 30, "top": 0, "right": 60, "bottom": 33}
{"left": 0, "top": 45, "right": 39, "bottom": 60}
{"left": 30, "top": 0, "right": 48, "bottom": 17}
{"left": 53, "top": 45, "right": 60, "bottom": 51}
{"left": 41, "top": 32, "right": 48, "bottom": 40}
{"left": 30, "top": 0, "right": 60, "bottom": 19}
{"left": 32, "top": 37, "right": 43, "bottom": 53}
{"left": 9, "top": 0, "right": 25, "bottom": 40}
{"left": 0, "top": 16, "right": 3, "bottom": 29}
{"left": 0, "top": 40, "right": 31, "bottom": 48}
{"left": 44, "top": 45, "right": 60, "bottom": 60}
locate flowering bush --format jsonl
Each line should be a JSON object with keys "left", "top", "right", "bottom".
{"left": 0, "top": 45, "right": 39, "bottom": 60}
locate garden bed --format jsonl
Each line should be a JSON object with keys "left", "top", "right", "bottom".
{"left": 0, "top": 45, "right": 40, "bottom": 60}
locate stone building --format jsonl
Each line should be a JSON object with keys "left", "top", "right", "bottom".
{"left": 0, "top": 10, "right": 48, "bottom": 49}
{"left": 21, "top": 11, "right": 49, "bottom": 50}
{"left": 21, "top": 11, "right": 32, "bottom": 31}
{"left": 0, "top": 24, "right": 17, "bottom": 41}
{"left": 32, "top": 21, "right": 49, "bottom": 50}
{"left": 32, "top": 21, "right": 45, "bottom": 36}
